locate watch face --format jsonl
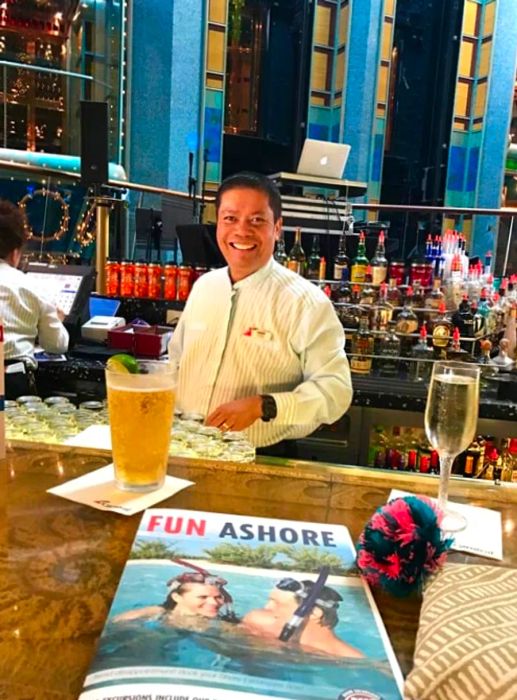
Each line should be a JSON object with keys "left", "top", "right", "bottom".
{"left": 261, "top": 395, "right": 277, "bottom": 421}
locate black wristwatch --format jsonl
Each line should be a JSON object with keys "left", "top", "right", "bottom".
{"left": 260, "top": 394, "right": 277, "bottom": 422}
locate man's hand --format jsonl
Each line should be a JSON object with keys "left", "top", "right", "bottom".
{"left": 56, "top": 307, "right": 66, "bottom": 322}
{"left": 206, "top": 396, "right": 263, "bottom": 432}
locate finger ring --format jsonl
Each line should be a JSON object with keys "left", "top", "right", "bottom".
{"left": 221, "top": 422, "right": 230, "bottom": 431}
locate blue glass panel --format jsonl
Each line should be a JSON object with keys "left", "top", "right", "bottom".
{"left": 466, "top": 147, "right": 480, "bottom": 192}
{"left": 447, "top": 146, "right": 467, "bottom": 191}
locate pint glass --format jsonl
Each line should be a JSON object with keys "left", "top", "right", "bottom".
{"left": 106, "top": 361, "right": 175, "bottom": 492}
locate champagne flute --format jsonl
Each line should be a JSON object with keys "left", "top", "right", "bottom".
{"left": 424, "top": 361, "right": 480, "bottom": 532}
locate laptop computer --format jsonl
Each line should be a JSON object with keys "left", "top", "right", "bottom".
{"left": 296, "top": 138, "right": 351, "bottom": 178}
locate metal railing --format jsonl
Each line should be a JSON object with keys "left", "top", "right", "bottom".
{"left": 1, "top": 158, "right": 516, "bottom": 282}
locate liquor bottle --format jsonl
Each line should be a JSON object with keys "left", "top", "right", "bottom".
{"left": 370, "top": 232, "right": 388, "bottom": 285}
{"left": 477, "top": 288, "right": 492, "bottom": 318}
{"left": 424, "top": 278, "right": 444, "bottom": 322}
{"left": 483, "top": 447, "right": 499, "bottom": 481}
{"left": 367, "top": 425, "right": 388, "bottom": 467}
{"left": 371, "top": 282, "right": 393, "bottom": 330}
{"left": 503, "top": 304, "right": 517, "bottom": 359}
{"left": 274, "top": 232, "right": 288, "bottom": 266}
{"left": 509, "top": 438, "right": 517, "bottom": 483}
{"left": 471, "top": 302, "right": 486, "bottom": 338}
{"left": 430, "top": 302, "right": 453, "bottom": 358}
{"left": 333, "top": 266, "right": 352, "bottom": 305}
{"left": 386, "top": 426, "right": 406, "bottom": 470}
{"left": 452, "top": 294, "right": 475, "bottom": 340}
{"left": 360, "top": 266, "right": 376, "bottom": 305}
{"left": 425, "top": 233, "right": 433, "bottom": 260}
{"left": 418, "top": 444, "right": 432, "bottom": 474}
{"left": 376, "top": 320, "right": 401, "bottom": 377}
{"left": 491, "top": 338, "right": 515, "bottom": 370}
{"left": 477, "top": 338, "right": 498, "bottom": 382}
{"left": 447, "top": 327, "right": 469, "bottom": 362}
{"left": 287, "top": 227, "right": 306, "bottom": 275}
{"left": 499, "top": 439, "right": 514, "bottom": 482}
{"left": 350, "top": 232, "right": 369, "bottom": 284}
{"left": 307, "top": 235, "right": 321, "bottom": 280}
{"left": 412, "top": 280, "right": 426, "bottom": 310}
{"left": 395, "top": 286, "right": 419, "bottom": 356}
{"left": 388, "top": 260, "right": 406, "bottom": 286}
{"left": 350, "top": 315, "right": 374, "bottom": 374}
{"left": 340, "top": 300, "right": 361, "bottom": 337}
{"left": 462, "top": 439, "right": 480, "bottom": 478}
{"left": 318, "top": 256, "right": 326, "bottom": 281}
{"left": 410, "top": 325, "right": 433, "bottom": 381}
{"left": 387, "top": 278, "right": 402, "bottom": 315}
{"left": 333, "top": 232, "right": 349, "bottom": 281}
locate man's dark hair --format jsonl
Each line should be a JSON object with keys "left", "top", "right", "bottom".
{"left": 0, "top": 199, "right": 26, "bottom": 259}
{"left": 215, "top": 171, "right": 282, "bottom": 222}
{"left": 295, "top": 581, "right": 342, "bottom": 629}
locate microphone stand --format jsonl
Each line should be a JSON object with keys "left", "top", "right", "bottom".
{"left": 199, "top": 148, "right": 209, "bottom": 225}
{"left": 187, "top": 151, "right": 198, "bottom": 222}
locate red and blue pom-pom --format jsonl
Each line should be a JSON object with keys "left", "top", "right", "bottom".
{"left": 356, "top": 496, "right": 453, "bottom": 596}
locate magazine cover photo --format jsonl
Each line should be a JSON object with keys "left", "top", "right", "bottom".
{"left": 80, "top": 509, "right": 404, "bottom": 700}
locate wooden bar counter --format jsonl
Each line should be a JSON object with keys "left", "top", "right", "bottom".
{"left": 2, "top": 442, "right": 517, "bottom": 699}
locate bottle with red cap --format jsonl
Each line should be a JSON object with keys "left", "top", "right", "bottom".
{"left": 430, "top": 302, "right": 453, "bottom": 357}
{"left": 447, "top": 327, "right": 469, "bottom": 361}
{"left": 395, "top": 286, "right": 419, "bottom": 357}
{"left": 410, "top": 324, "right": 433, "bottom": 381}
{"left": 370, "top": 231, "right": 388, "bottom": 285}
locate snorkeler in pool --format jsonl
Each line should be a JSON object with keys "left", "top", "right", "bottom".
{"left": 241, "top": 578, "right": 364, "bottom": 659}
{"left": 113, "top": 571, "right": 237, "bottom": 626}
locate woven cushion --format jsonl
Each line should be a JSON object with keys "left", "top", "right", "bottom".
{"left": 404, "top": 563, "right": 517, "bottom": 700}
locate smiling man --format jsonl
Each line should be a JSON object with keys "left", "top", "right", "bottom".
{"left": 168, "top": 172, "right": 352, "bottom": 451}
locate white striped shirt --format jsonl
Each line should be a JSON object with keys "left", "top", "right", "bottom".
{"left": 169, "top": 259, "right": 352, "bottom": 447}
{"left": 0, "top": 259, "right": 69, "bottom": 365}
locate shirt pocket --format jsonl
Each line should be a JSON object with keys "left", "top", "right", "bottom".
{"left": 233, "top": 334, "right": 291, "bottom": 384}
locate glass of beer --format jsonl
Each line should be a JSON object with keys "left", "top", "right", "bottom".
{"left": 106, "top": 361, "right": 175, "bottom": 492}
{"left": 424, "top": 360, "right": 480, "bottom": 532}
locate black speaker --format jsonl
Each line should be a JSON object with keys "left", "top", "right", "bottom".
{"left": 176, "top": 224, "right": 226, "bottom": 268}
{"left": 80, "top": 101, "right": 109, "bottom": 187}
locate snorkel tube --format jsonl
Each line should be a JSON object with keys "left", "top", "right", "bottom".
{"left": 279, "top": 566, "right": 330, "bottom": 642}
{"left": 172, "top": 558, "right": 237, "bottom": 622}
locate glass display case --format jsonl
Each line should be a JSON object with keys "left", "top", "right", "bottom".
{"left": 0, "top": 0, "right": 126, "bottom": 161}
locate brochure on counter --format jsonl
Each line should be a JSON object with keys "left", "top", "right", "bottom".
{"left": 80, "top": 509, "right": 403, "bottom": 700}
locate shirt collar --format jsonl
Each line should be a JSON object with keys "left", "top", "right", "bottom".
{"left": 229, "top": 258, "right": 274, "bottom": 290}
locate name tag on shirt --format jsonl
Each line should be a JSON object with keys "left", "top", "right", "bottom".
{"left": 243, "top": 327, "right": 273, "bottom": 342}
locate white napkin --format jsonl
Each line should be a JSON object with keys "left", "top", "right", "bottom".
{"left": 48, "top": 464, "right": 193, "bottom": 515}
{"left": 388, "top": 488, "right": 503, "bottom": 560}
{"left": 65, "top": 424, "right": 112, "bottom": 449}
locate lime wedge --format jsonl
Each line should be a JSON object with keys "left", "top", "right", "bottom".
{"left": 106, "top": 353, "right": 140, "bottom": 374}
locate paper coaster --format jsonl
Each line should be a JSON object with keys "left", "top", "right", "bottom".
{"left": 48, "top": 464, "right": 194, "bottom": 516}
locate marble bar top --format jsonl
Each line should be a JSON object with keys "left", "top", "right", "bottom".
{"left": 2, "top": 443, "right": 517, "bottom": 699}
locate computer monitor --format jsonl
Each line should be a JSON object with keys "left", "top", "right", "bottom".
{"left": 25, "top": 263, "right": 95, "bottom": 347}
{"left": 89, "top": 296, "right": 121, "bottom": 318}
{"left": 297, "top": 138, "right": 351, "bottom": 178}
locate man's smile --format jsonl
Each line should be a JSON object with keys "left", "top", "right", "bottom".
{"left": 229, "top": 242, "right": 257, "bottom": 251}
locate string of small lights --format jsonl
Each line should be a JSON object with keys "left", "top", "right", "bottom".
{"left": 18, "top": 188, "right": 70, "bottom": 242}
{"left": 74, "top": 198, "right": 97, "bottom": 248}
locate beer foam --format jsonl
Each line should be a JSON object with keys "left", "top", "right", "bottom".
{"left": 107, "top": 385, "right": 174, "bottom": 393}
